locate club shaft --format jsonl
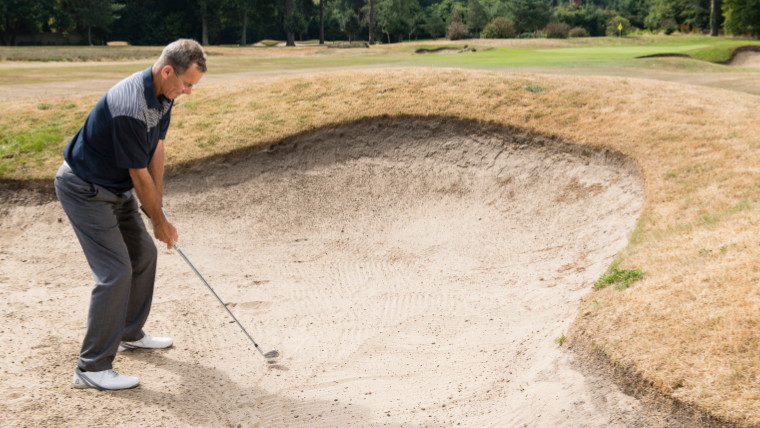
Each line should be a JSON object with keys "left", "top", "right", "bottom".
{"left": 173, "top": 243, "right": 268, "bottom": 357}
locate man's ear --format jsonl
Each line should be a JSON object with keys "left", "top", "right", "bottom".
{"left": 161, "top": 65, "right": 174, "bottom": 79}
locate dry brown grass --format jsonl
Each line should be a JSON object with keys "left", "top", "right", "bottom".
{"left": 2, "top": 68, "right": 760, "bottom": 423}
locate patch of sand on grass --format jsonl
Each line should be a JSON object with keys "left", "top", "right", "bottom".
{"left": 0, "top": 117, "right": 651, "bottom": 427}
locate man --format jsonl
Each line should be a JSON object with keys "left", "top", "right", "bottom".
{"left": 54, "top": 39, "right": 206, "bottom": 390}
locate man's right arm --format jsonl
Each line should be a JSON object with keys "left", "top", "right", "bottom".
{"left": 130, "top": 167, "right": 177, "bottom": 249}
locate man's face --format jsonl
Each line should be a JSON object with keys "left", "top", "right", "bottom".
{"left": 163, "top": 63, "right": 203, "bottom": 99}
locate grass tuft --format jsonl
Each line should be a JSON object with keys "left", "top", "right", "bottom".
{"left": 525, "top": 83, "right": 544, "bottom": 93}
{"left": 594, "top": 262, "right": 643, "bottom": 291}
{"left": 37, "top": 103, "right": 53, "bottom": 110}
{"left": 556, "top": 333, "right": 566, "bottom": 346}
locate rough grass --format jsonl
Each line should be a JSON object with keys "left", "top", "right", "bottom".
{"left": 2, "top": 68, "right": 760, "bottom": 424}
{"left": 0, "top": 46, "right": 164, "bottom": 62}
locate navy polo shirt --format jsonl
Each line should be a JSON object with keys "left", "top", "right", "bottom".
{"left": 64, "top": 67, "right": 173, "bottom": 192}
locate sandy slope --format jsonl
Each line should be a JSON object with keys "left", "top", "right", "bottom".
{"left": 728, "top": 50, "right": 760, "bottom": 69}
{"left": 1, "top": 118, "right": 647, "bottom": 427}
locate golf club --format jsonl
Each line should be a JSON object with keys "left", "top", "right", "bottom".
{"left": 141, "top": 207, "right": 279, "bottom": 363}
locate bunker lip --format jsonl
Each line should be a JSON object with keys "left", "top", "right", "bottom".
{"left": 634, "top": 46, "right": 760, "bottom": 70}
{"left": 723, "top": 46, "right": 760, "bottom": 69}
{"left": 635, "top": 53, "right": 692, "bottom": 60}
{"left": 1, "top": 116, "right": 659, "bottom": 427}
{"left": 567, "top": 329, "right": 744, "bottom": 428}
{"left": 414, "top": 47, "right": 464, "bottom": 54}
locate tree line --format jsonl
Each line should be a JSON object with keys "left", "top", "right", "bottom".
{"left": 1, "top": 0, "right": 759, "bottom": 47}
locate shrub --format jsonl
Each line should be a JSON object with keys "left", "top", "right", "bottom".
{"left": 544, "top": 21, "right": 571, "bottom": 38}
{"left": 481, "top": 17, "right": 516, "bottom": 39}
{"left": 606, "top": 15, "right": 632, "bottom": 36}
{"left": 678, "top": 23, "right": 701, "bottom": 34}
{"left": 660, "top": 18, "right": 678, "bottom": 35}
{"left": 568, "top": 26, "right": 588, "bottom": 37}
{"left": 519, "top": 32, "right": 534, "bottom": 38}
{"left": 448, "top": 21, "right": 468, "bottom": 40}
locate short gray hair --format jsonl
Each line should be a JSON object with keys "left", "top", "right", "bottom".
{"left": 156, "top": 39, "right": 207, "bottom": 74}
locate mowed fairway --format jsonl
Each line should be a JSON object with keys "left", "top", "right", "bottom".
{"left": 2, "top": 38, "right": 760, "bottom": 427}
{"left": 2, "top": 34, "right": 760, "bottom": 101}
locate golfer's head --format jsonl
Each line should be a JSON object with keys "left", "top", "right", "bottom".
{"left": 154, "top": 39, "right": 207, "bottom": 99}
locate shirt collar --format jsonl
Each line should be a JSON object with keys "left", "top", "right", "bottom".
{"left": 142, "top": 67, "right": 161, "bottom": 109}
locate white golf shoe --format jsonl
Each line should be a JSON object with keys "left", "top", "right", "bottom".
{"left": 73, "top": 368, "right": 139, "bottom": 390}
{"left": 118, "top": 333, "right": 173, "bottom": 352}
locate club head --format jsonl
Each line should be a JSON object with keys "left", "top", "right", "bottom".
{"left": 264, "top": 349, "right": 279, "bottom": 363}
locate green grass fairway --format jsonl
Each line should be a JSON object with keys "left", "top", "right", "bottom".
{"left": 1, "top": 35, "right": 759, "bottom": 103}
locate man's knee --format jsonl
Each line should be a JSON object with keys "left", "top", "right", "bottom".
{"left": 100, "top": 260, "right": 133, "bottom": 287}
{"left": 136, "top": 239, "right": 158, "bottom": 267}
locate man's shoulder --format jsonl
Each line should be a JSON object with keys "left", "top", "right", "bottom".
{"left": 105, "top": 71, "right": 147, "bottom": 120}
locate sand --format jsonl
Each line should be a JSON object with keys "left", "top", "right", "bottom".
{"left": 727, "top": 50, "right": 760, "bottom": 69}
{"left": 1, "top": 118, "right": 651, "bottom": 427}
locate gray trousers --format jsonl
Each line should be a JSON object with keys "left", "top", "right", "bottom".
{"left": 55, "top": 163, "right": 157, "bottom": 372}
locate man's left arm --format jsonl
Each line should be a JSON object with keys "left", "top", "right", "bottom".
{"left": 148, "top": 139, "right": 165, "bottom": 207}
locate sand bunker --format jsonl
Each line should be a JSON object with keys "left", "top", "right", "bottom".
{"left": 415, "top": 48, "right": 462, "bottom": 54}
{"left": 727, "top": 49, "right": 760, "bottom": 69}
{"left": 1, "top": 118, "right": 650, "bottom": 427}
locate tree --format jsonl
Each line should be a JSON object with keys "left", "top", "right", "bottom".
{"left": 195, "top": 0, "right": 218, "bottom": 45}
{"left": 723, "top": 0, "right": 760, "bottom": 35}
{"left": 339, "top": 8, "right": 361, "bottom": 41}
{"left": 284, "top": 0, "right": 294, "bottom": 46}
{"left": 481, "top": 16, "right": 515, "bottom": 38}
{"left": 369, "top": 0, "right": 374, "bottom": 44}
{"left": 319, "top": 0, "right": 325, "bottom": 43}
{"left": 63, "top": 0, "right": 124, "bottom": 46}
{"left": 607, "top": 0, "right": 648, "bottom": 28}
{"left": 284, "top": 0, "right": 309, "bottom": 42}
{"left": 551, "top": 4, "right": 607, "bottom": 37}
{"left": 710, "top": 0, "right": 720, "bottom": 36}
{"left": 504, "top": 0, "right": 551, "bottom": 34}
{"left": 1, "top": 0, "right": 73, "bottom": 46}
{"left": 374, "top": 0, "right": 418, "bottom": 43}
{"left": 466, "top": 0, "right": 488, "bottom": 37}
{"left": 423, "top": 11, "right": 446, "bottom": 39}
{"left": 359, "top": 0, "right": 376, "bottom": 43}
{"left": 644, "top": 0, "right": 711, "bottom": 31}
{"left": 484, "top": 0, "right": 510, "bottom": 20}
{"left": 449, "top": 4, "right": 464, "bottom": 24}
{"left": 408, "top": 11, "right": 425, "bottom": 40}
{"left": 236, "top": 0, "right": 256, "bottom": 46}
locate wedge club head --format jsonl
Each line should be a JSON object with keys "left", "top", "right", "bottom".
{"left": 264, "top": 349, "right": 279, "bottom": 363}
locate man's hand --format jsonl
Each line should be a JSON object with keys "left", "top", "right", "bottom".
{"left": 130, "top": 167, "right": 177, "bottom": 249}
{"left": 151, "top": 212, "right": 178, "bottom": 250}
